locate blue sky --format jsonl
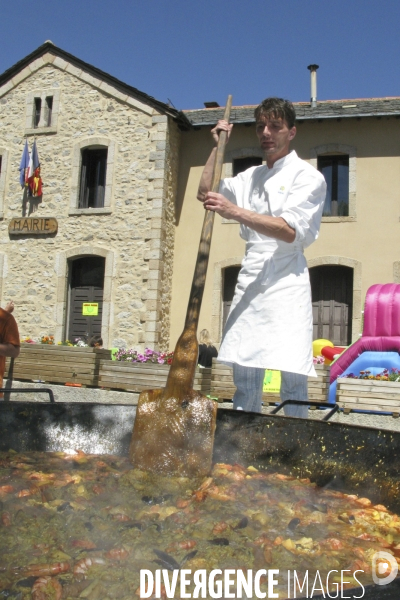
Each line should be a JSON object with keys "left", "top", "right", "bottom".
{"left": 1, "top": 0, "right": 399, "bottom": 110}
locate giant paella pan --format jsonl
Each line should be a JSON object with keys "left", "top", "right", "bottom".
{"left": 1, "top": 401, "right": 400, "bottom": 599}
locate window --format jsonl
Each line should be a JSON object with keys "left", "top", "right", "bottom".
{"left": 233, "top": 156, "right": 262, "bottom": 176}
{"left": 33, "top": 96, "right": 53, "bottom": 128}
{"left": 26, "top": 90, "right": 59, "bottom": 134}
{"left": 0, "top": 156, "right": 2, "bottom": 175}
{"left": 79, "top": 148, "right": 108, "bottom": 208}
{"left": 33, "top": 98, "right": 41, "bottom": 128}
{"left": 69, "top": 137, "right": 114, "bottom": 215}
{"left": 318, "top": 154, "right": 349, "bottom": 217}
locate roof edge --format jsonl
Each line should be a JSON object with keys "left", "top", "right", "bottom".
{"left": 183, "top": 99, "right": 400, "bottom": 127}
{"left": 0, "top": 42, "right": 191, "bottom": 128}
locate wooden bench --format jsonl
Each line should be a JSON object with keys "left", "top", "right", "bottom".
{"left": 336, "top": 378, "right": 400, "bottom": 415}
{"left": 210, "top": 359, "right": 330, "bottom": 404}
{"left": 5, "top": 344, "right": 111, "bottom": 387}
{"left": 98, "top": 361, "right": 211, "bottom": 394}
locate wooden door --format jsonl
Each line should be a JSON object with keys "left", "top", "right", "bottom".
{"left": 67, "top": 257, "right": 105, "bottom": 343}
{"left": 309, "top": 265, "right": 353, "bottom": 346}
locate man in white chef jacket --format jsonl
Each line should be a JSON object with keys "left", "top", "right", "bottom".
{"left": 198, "top": 97, "right": 327, "bottom": 417}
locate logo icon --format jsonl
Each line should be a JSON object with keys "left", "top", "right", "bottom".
{"left": 372, "top": 551, "right": 398, "bottom": 585}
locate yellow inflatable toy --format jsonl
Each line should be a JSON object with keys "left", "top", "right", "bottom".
{"left": 312, "top": 338, "right": 334, "bottom": 364}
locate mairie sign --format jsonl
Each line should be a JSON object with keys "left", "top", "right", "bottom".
{"left": 9, "top": 217, "right": 58, "bottom": 235}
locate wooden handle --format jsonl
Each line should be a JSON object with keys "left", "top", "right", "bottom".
{"left": 185, "top": 95, "right": 233, "bottom": 328}
{"left": 210, "top": 97, "right": 233, "bottom": 192}
{"left": 164, "top": 96, "right": 232, "bottom": 399}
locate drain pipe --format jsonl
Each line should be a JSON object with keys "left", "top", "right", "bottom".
{"left": 307, "top": 64, "right": 319, "bottom": 108}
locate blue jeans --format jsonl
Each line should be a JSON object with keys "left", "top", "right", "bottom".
{"left": 232, "top": 364, "right": 309, "bottom": 418}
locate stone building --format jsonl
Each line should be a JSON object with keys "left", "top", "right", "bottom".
{"left": 1, "top": 43, "right": 400, "bottom": 354}
{"left": 0, "top": 41, "right": 189, "bottom": 349}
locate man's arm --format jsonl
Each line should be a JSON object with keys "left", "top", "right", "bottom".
{"left": 197, "top": 120, "right": 295, "bottom": 243}
{"left": 197, "top": 147, "right": 217, "bottom": 202}
{"left": 197, "top": 120, "right": 233, "bottom": 202}
{"left": 202, "top": 193, "right": 296, "bottom": 243}
{"left": 0, "top": 309, "right": 21, "bottom": 358}
{"left": 0, "top": 343, "right": 20, "bottom": 358}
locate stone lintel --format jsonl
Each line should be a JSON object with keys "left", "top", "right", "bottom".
{"left": 152, "top": 115, "right": 168, "bottom": 124}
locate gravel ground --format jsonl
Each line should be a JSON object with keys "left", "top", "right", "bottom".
{"left": 219, "top": 401, "right": 400, "bottom": 432}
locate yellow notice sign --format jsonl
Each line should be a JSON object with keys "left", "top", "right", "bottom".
{"left": 82, "top": 303, "right": 98, "bottom": 316}
{"left": 263, "top": 369, "right": 281, "bottom": 393}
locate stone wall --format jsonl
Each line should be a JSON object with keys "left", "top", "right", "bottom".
{"left": 0, "top": 58, "right": 180, "bottom": 350}
{"left": 159, "top": 118, "right": 180, "bottom": 350}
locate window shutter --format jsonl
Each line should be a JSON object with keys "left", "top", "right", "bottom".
{"left": 79, "top": 152, "right": 88, "bottom": 208}
{"left": 95, "top": 152, "right": 107, "bottom": 208}
{"left": 33, "top": 98, "right": 41, "bottom": 128}
{"left": 45, "top": 96, "right": 53, "bottom": 127}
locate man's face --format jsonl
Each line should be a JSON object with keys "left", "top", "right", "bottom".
{"left": 255, "top": 113, "right": 296, "bottom": 163}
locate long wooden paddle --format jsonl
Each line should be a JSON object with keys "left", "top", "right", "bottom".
{"left": 129, "top": 95, "right": 233, "bottom": 477}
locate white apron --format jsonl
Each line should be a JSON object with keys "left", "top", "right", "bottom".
{"left": 217, "top": 151, "right": 327, "bottom": 377}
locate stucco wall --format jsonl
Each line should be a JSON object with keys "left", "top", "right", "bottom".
{"left": 170, "top": 117, "right": 400, "bottom": 348}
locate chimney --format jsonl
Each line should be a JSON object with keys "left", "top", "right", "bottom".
{"left": 307, "top": 64, "right": 319, "bottom": 108}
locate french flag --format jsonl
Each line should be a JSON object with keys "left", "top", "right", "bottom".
{"left": 19, "top": 139, "right": 29, "bottom": 187}
{"left": 27, "top": 139, "right": 40, "bottom": 178}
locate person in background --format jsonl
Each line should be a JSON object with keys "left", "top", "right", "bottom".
{"left": 0, "top": 300, "right": 20, "bottom": 393}
{"left": 198, "top": 329, "right": 218, "bottom": 368}
{"left": 89, "top": 335, "right": 103, "bottom": 348}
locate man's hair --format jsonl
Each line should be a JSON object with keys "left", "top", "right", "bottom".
{"left": 254, "top": 97, "right": 296, "bottom": 129}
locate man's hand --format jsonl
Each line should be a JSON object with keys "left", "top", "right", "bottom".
{"left": 5, "top": 301, "right": 14, "bottom": 314}
{"left": 211, "top": 119, "right": 233, "bottom": 145}
{"left": 203, "top": 192, "right": 238, "bottom": 220}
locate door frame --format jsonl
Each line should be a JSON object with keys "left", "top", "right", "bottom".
{"left": 66, "top": 256, "right": 106, "bottom": 344}
{"left": 55, "top": 246, "right": 114, "bottom": 348}
{"left": 310, "top": 264, "right": 353, "bottom": 345}
{"left": 307, "top": 256, "right": 362, "bottom": 343}
{"left": 210, "top": 256, "right": 243, "bottom": 345}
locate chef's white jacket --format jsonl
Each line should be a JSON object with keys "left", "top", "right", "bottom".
{"left": 218, "top": 150, "right": 327, "bottom": 376}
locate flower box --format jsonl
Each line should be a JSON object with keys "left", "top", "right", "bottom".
{"left": 6, "top": 343, "right": 112, "bottom": 387}
{"left": 336, "top": 377, "right": 400, "bottom": 414}
{"left": 210, "top": 359, "right": 330, "bottom": 404}
{"left": 98, "top": 360, "right": 211, "bottom": 394}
